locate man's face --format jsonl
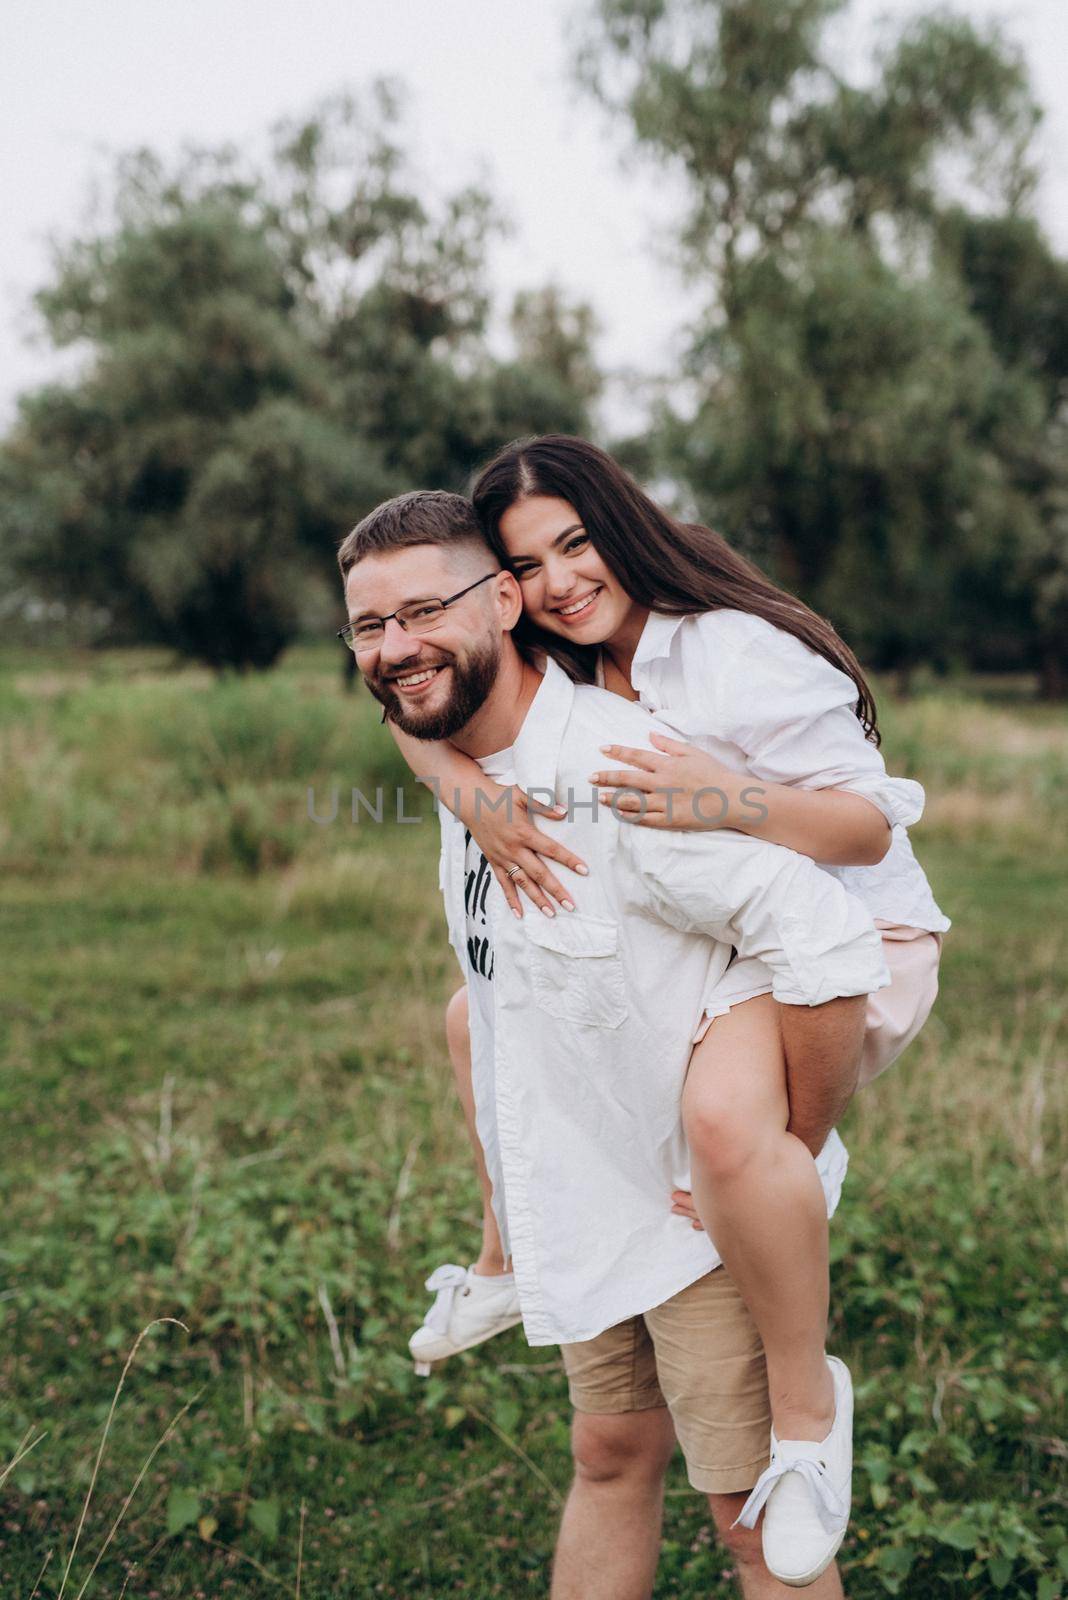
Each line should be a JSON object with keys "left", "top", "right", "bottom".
{"left": 344, "top": 545, "right": 504, "bottom": 740}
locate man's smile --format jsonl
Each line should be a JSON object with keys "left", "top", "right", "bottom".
{"left": 390, "top": 663, "right": 449, "bottom": 693}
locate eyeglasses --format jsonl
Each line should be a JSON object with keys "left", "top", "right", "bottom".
{"left": 337, "top": 572, "right": 498, "bottom": 653}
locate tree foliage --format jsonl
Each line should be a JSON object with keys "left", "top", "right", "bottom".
{"left": 1, "top": 85, "right": 596, "bottom": 669}
{"left": 579, "top": 0, "right": 1065, "bottom": 687}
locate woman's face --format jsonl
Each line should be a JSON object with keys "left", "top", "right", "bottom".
{"left": 498, "top": 495, "right": 642, "bottom": 646}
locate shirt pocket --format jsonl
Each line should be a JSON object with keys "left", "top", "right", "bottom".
{"left": 522, "top": 913, "right": 629, "bottom": 1030}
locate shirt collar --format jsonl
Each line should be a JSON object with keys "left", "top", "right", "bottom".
{"left": 510, "top": 654, "right": 575, "bottom": 796}
{"left": 632, "top": 611, "right": 686, "bottom": 670}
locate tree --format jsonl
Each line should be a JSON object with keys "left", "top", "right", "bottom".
{"left": 577, "top": 0, "right": 1060, "bottom": 685}
{"left": 939, "top": 209, "right": 1068, "bottom": 694}
{"left": 1, "top": 85, "right": 597, "bottom": 670}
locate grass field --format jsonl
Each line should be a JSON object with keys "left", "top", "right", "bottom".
{"left": 1, "top": 645, "right": 1066, "bottom": 1599}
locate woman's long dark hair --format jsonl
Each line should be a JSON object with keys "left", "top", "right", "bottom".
{"left": 471, "top": 435, "right": 880, "bottom": 744}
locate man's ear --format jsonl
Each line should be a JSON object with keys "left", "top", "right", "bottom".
{"left": 493, "top": 570, "right": 524, "bottom": 634}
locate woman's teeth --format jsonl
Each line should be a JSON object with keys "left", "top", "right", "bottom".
{"left": 558, "top": 588, "right": 601, "bottom": 617}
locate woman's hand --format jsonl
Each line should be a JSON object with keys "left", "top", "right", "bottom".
{"left": 590, "top": 732, "right": 748, "bottom": 831}
{"left": 465, "top": 780, "right": 590, "bottom": 918}
{"left": 670, "top": 1189, "right": 703, "bottom": 1230}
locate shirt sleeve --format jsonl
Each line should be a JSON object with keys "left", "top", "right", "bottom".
{"left": 703, "top": 620, "right": 924, "bottom": 829}
{"left": 621, "top": 825, "right": 890, "bottom": 1007}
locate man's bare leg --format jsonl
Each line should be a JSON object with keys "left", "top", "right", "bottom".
{"left": 683, "top": 994, "right": 838, "bottom": 1442}
{"left": 444, "top": 986, "right": 509, "bottom": 1275}
{"left": 708, "top": 1492, "right": 845, "bottom": 1598}
{"left": 551, "top": 1408, "right": 677, "bottom": 1600}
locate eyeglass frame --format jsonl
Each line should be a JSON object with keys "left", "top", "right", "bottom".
{"left": 337, "top": 571, "right": 500, "bottom": 653}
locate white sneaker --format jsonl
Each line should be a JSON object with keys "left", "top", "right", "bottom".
{"left": 408, "top": 1263, "right": 522, "bottom": 1375}
{"left": 734, "top": 1356, "right": 853, "bottom": 1587}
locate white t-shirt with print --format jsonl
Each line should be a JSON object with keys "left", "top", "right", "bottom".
{"left": 462, "top": 745, "right": 516, "bottom": 1254}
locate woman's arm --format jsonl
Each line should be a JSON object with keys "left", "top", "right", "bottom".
{"left": 589, "top": 735, "right": 891, "bottom": 866}
{"left": 592, "top": 617, "right": 924, "bottom": 866}
{"left": 388, "top": 720, "right": 590, "bottom": 914}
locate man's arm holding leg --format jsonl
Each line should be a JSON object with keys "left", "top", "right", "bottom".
{"left": 779, "top": 995, "right": 868, "bottom": 1158}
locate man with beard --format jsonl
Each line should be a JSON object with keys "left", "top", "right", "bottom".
{"left": 338, "top": 491, "right": 887, "bottom": 1600}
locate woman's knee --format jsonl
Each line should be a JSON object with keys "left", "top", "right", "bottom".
{"left": 683, "top": 1000, "right": 786, "bottom": 1181}
{"left": 571, "top": 1410, "right": 675, "bottom": 1488}
{"left": 683, "top": 1090, "right": 765, "bottom": 1183}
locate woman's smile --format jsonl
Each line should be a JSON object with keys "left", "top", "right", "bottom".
{"left": 551, "top": 585, "right": 604, "bottom": 624}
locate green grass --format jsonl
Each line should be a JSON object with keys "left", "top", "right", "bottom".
{"left": 1, "top": 646, "right": 1066, "bottom": 1598}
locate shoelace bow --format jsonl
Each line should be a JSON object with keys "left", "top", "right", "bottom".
{"left": 733, "top": 1449, "right": 848, "bottom": 1534}
{"left": 420, "top": 1263, "right": 469, "bottom": 1334}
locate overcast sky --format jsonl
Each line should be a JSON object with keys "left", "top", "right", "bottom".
{"left": 2, "top": 0, "right": 1065, "bottom": 431}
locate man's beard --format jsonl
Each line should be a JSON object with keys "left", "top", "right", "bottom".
{"left": 364, "top": 634, "right": 502, "bottom": 740}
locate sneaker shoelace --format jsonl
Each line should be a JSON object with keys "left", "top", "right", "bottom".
{"left": 420, "top": 1263, "right": 469, "bottom": 1335}
{"left": 733, "top": 1448, "right": 848, "bottom": 1535}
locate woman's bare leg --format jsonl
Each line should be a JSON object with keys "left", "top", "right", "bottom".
{"left": 682, "top": 993, "right": 834, "bottom": 1441}
{"left": 444, "top": 986, "right": 510, "bottom": 1275}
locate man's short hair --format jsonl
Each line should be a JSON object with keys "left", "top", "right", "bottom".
{"left": 337, "top": 491, "right": 489, "bottom": 578}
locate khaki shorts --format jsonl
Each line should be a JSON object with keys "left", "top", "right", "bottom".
{"left": 560, "top": 1267, "right": 771, "bottom": 1494}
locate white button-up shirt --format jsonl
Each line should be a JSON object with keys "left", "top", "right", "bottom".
{"left": 620, "top": 609, "right": 949, "bottom": 932}
{"left": 437, "top": 658, "right": 891, "bottom": 1346}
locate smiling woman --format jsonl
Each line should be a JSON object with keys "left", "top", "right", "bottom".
{"left": 496, "top": 493, "right": 647, "bottom": 675}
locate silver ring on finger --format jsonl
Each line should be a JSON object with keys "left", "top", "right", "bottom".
{"left": 505, "top": 864, "right": 523, "bottom": 880}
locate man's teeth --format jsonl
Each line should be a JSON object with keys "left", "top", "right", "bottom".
{"left": 395, "top": 666, "right": 443, "bottom": 687}
{"left": 559, "top": 589, "right": 600, "bottom": 616}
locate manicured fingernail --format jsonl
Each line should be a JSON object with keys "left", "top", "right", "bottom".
{"left": 512, "top": 907, "right": 522, "bottom": 920}
{"left": 561, "top": 899, "right": 575, "bottom": 912}
{"left": 598, "top": 791, "right": 611, "bottom": 804}
{"left": 587, "top": 773, "right": 601, "bottom": 784}
{"left": 541, "top": 905, "right": 555, "bottom": 917}
{"left": 575, "top": 864, "right": 589, "bottom": 876}
{"left": 600, "top": 746, "right": 615, "bottom": 754}
{"left": 552, "top": 804, "right": 567, "bottom": 815}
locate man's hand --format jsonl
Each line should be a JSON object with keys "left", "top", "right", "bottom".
{"left": 671, "top": 1189, "right": 704, "bottom": 1230}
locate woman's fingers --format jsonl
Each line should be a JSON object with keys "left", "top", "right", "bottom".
{"left": 602, "top": 801, "right": 679, "bottom": 826}
{"left": 507, "top": 788, "right": 588, "bottom": 876}
{"left": 508, "top": 838, "right": 581, "bottom": 908}
{"left": 589, "top": 766, "right": 659, "bottom": 791}
{"left": 599, "top": 791, "right": 654, "bottom": 815}
{"left": 509, "top": 852, "right": 575, "bottom": 916}
{"left": 524, "top": 793, "right": 569, "bottom": 820}
{"left": 494, "top": 865, "right": 525, "bottom": 920}
{"left": 648, "top": 731, "right": 693, "bottom": 756}
{"left": 519, "top": 831, "right": 589, "bottom": 878}
{"left": 599, "top": 743, "right": 661, "bottom": 772}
